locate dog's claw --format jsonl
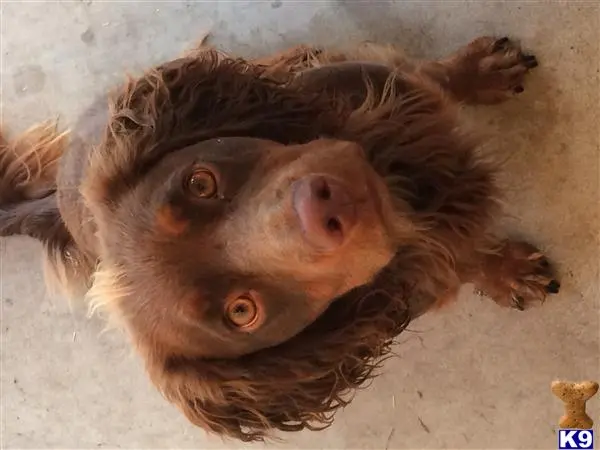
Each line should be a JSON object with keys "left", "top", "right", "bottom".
{"left": 512, "top": 295, "right": 525, "bottom": 311}
{"left": 474, "top": 288, "right": 486, "bottom": 297}
{"left": 546, "top": 280, "right": 561, "bottom": 294}
{"left": 493, "top": 37, "right": 510, "bottom": 52}
{"left": 521, "top": 54, "right": 539, "bottom": 68}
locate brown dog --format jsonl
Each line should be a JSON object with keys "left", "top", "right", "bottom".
{"left": 0, "top": 36, "right": 559, "bottom": 441}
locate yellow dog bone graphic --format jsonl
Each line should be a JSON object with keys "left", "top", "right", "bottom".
{"left": 551, "top": 380, "right": 599, "bottom": 429}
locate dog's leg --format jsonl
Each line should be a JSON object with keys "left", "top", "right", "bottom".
{"left": 0, "top": 194, "right": 64, "bottom": 239}
{"left": 417, "top": 36, "right": 538, "bottom": 105}
{"left": 1, "top": 123, "right": 92, "bottom": 298}
{"left": 0, "top": 193, "right": 92, "bottom": 299}
{"left": 0, "top": 198, "right": 67, "bottom": 281}
{"left": 463, "top": 240, "right": 560, "bottom": 310}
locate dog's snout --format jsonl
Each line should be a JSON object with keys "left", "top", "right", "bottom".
{"left": 292, "top": 175, "right": 357, "bottom": 251}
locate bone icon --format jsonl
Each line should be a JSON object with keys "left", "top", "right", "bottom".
{"left": 551, "top": 380, "right": 599, "bottom": 429}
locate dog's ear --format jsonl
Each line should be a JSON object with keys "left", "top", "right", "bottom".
{"left": 151, "top": 355, "right": 262, "bottom": 441}
{"left": 148, "top": 349, "right": 342, "bottom": 442}
{"left": 142, "top": 287, "right": 411, "bottom": 442}
{"left": 151, "top": 350, "right": 345, "bottom": 442}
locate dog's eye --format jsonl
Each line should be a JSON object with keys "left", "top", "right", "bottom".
{"left": 226, "top": 296, "right": 259, "bottom": 329}
{"left": 186, "top": 169, "right": 218, "bottom": 199}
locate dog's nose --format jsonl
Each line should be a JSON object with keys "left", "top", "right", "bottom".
{"left": 292, "top": 175, "right": 357, "bottom": 251}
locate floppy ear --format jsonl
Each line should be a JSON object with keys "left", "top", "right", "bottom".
{"left": 149, "top": 349, "right": 348, "bottom": 442}
{"left": 149, "top": 355, "right": 261, "bottom": 441}
{"left": 142, "top": 285, "right": 411, "bottom": 442}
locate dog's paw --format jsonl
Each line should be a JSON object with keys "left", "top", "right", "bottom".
{"left": 446, "top": 36, "right": 539, "bottom": 104}
{"left": 503, "top": 244, "right": 560, "bottom": 311}
{"left": 477, "top": 241, "right": 560, "bottom": 310}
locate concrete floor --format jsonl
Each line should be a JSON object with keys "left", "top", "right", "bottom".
{"left": 1, "top": 1, "right": 599, "bottom": 449}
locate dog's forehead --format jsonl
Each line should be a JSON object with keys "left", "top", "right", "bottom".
{"left": 169, "top": 136, "right": 279, "bottom": 163}
{"left": 132, "top": 136, "right": 280, "bottom": 219}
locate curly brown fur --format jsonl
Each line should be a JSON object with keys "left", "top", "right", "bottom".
{"left": 1, "top": 35, "right": 559, "bottom": 442}
{"left": 0, "top": 122, "right": 67, "bottom": 203}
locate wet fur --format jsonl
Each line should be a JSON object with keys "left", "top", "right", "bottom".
{"left": 1, "top": 39, "right": 549, "bottom": 441}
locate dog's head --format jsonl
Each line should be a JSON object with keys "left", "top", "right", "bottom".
{"left": 88, "top": 135, "right": 412, "bottom": 441}
{"left": 81, "top": 52, "right": 472, "bottom": 441}
{"left": 105, "top": 134, "right": 403, "bottom": 358}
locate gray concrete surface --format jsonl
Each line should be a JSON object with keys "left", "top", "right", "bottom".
{"left": 1, "top": 1, "right": 599, "bottom": 449}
